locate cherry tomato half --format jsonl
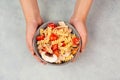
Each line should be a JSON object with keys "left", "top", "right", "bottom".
{"left": 50, "top": 33, "right": 58, "bottom": 41}
{"left": 72, "top": 37, "right": 80, "bottom": 45}
{"left": 36, "top": 35, "right": 45, "bottom": 41}
{"left": 61, "top": 41, "right": 66, "bottom": 47}
{"left": 51, "top": 44, "right": 58, "bottom": 51}
{"left": 47, "top": 23, "right": 57, "bottom": 29}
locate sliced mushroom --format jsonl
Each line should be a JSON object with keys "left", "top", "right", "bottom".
{"left": 58, "top": 21, "right": 66, "bottom": 26}
{"left": 41, "top": 52, "right": 58, "bottom": 63}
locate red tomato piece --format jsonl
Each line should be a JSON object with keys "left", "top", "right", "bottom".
{"left": 72, "top": 37, "right": 80, "bottom": 45}
{"left": 47, "top": 23, "right": 57, "bottom": 29}
{"left": 53, "top": 50, "right": 59, "bottom": 57}
{"left": 50, "top": 33, "right": 58, "bottom": 41}
{"left": 61, "top": 41, "right": 66, "bottom": 47}
{"left": 36, "top": 35, "right": 45, "bottom": 41}
{"left": 51, "top": 44, "right": 58, "bottom": 51}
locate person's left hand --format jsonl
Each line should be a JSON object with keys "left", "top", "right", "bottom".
{"left": 70, "top": 19, "right": 88, "bottom": 61}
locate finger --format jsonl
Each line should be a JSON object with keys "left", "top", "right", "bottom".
{"left": 80, "top": 34, "right": 87, "bottom": 52}
{"left": 71, "top": 45, "right": 81, "bottom": 62}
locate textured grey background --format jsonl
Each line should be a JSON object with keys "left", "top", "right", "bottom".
{"left": 0, "top": 0, "right": 120, "bottom": 80}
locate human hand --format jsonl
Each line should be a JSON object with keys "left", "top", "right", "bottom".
{"left": 26, "top": 20, "right": 46, "bottom": 64}
{"left": 70, "top": 19, "right": 88, "bottom": 53}
{"left": 70, "top": 19, "right": 88, "bottom": 62}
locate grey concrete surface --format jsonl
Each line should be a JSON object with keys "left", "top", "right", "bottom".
{"left": 0, "top": 0, "right": 120, "bottom": 80}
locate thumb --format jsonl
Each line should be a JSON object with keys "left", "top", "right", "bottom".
{"left": 80, "top": 33, "right": 87, "bottom": 52}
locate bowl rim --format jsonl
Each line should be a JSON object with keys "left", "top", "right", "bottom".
{"left": 33, "top": 21, "right": 81, "bottom": 65}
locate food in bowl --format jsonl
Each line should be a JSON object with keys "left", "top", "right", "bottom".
{"left": 36, "top": 21, "right": 80, "bottom": 64}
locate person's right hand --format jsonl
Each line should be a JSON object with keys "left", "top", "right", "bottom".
{"left": 26, "top": 20, "right": 46, "bottom": 64}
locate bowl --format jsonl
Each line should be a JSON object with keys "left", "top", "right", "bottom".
{"left": 33, "top": 21, "right": 81, "bottom": 65}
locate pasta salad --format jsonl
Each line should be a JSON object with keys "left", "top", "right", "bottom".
{"left": 36, "top": 21, "right": 80, "bottom": 64}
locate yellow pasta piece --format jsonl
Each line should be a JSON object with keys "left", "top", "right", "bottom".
{"left": 40, "top": 29, "right": 44, "bottom": 35}
{"left": 64, "top": 55, "right": 74, "bottom": 62}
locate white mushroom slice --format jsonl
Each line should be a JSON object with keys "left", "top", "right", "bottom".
{"left": 55, "top": 26, "right": 68, "bottom": 29}
{"left": 41, "top": 52, "right": 58, "bottom": 63}
{"left": 58, "top": 21, "right": 66, "bottom": 26}
{"left": 39, "top": 50, "right": 46, "bottom": 54}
